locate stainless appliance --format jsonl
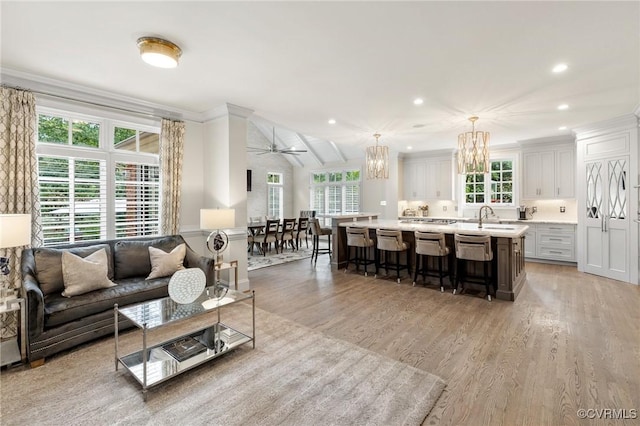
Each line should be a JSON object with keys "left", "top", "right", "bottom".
{"left": 517, "top": 205, "right": 528, "bottom": 220}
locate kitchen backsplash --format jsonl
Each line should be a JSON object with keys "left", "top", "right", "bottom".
{"left": 398, "top": 199, "right": 577, "bottom": 221}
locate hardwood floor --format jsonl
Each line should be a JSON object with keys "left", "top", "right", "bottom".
{"left": 248, "top": 259, "right": 640, "bottom": 425}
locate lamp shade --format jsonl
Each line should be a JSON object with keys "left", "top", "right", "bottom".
{"left": 200, "top": 209, "right": 235, "bottom": 230}
{"left": 0, "top": 214, "right": 31, "bottom": 248}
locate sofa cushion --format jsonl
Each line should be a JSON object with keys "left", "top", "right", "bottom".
{"left": 61, "top": 249, "right": 116, "bottom": 297}
{"left": 147, "top": 243, "right": 186, "bottom": 279}
{"left": 113, "top": 237, "right": 182, "bottom": 280}
{"left": 44, "top": 276, "right": 171, "bottom": 328}
{"left": 34, "top": 244, "right": 113, "bottom": 296}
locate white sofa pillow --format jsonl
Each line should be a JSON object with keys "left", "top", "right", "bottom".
{"left": 61, "top": 248, "right": 116, "bottom": 297}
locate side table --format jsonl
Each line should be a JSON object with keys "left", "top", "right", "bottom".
{"left": 215, "top": 260, "right": 238, "bottom": 290}
{"left": 0, "top": 295, "right": 26, "bottom": 366}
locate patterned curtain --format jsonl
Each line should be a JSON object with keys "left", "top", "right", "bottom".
{"left": 0, "top": 87, "right": 43, "bottom": 339}
{"left": 160, "top": 118, "right": 185, "bottom": 235}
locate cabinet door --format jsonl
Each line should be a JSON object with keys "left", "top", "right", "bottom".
{"left": 523, "top": 226, "right": 537, "bottom": 258}
{"left": 555, "top": 148, "right": 575, "bottom": 198}
{"left": 522, "top": 152, "right": 541, "bottom": 199}
{"left": 423, "top": 159, "right": 453, "bottom": 200}
{"left": 538, "top": 151, "right": 556, "bottom": 197}
{"left": 436, "top": 159, "right": 453, "bottom": 199}
{"left": 583, "top": 157, "right": 629, "bottom": 281}
{"left": 403, "top": 161, "right": 426, "bottom": 200}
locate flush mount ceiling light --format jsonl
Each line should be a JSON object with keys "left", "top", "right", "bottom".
{"left": 413, "top": 98, "right": 424, "bottom": 105}
{"left": 366, "top": 133, "right": 389, "bottom": 180}
{"left": 137, "top": 37, "right": 182, "bottom": 68}
{"left": 557, "top": 104, "right": 569, "bottom": 110}
{"left": 457, "top": 116, "right": 490, "bottom": 174}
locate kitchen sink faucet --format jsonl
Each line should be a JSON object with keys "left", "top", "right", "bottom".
{"left": 478, "top": 205, "right": 495, "bottom": 228}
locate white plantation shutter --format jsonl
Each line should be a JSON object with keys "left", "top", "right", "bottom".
{"left": 38, "top": 155, "right": 107, "bottom": 245}
{"left": 344, "top": 185, "right": 359, "bottom": 213}
{"left": 328, "top": 186, "right": 341, "bottom": 214}
{"left": 36, "top": 108, "right": 161, "bottom": 245}
{"left": 115, "top": 162, "right": 160, "bottom": 237}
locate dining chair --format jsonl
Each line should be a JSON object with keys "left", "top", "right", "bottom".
{"left": 253, "top": 219, "right": 280, "bottom": 256}
{"left": 278, "top": 218, "right": 296, "bottom": 252}
{"left": 295, "top": 217, "right": 310, "bottom": 250}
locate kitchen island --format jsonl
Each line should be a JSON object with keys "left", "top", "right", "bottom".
{"left": 336, "top": 219, "right": 529, "bottom": 301}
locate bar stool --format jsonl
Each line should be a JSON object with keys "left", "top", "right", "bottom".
{"left": 345, "top": 227, "right": 376, "bottom": 276}
{"left": 453, "top": 233, "right": 494, "bottom": 301}
{"left": 413, "top": 231, "right": 450, "bottom": 292}
{"left": 375, "top": 229, "right": 410, "bottom": 284}
{"left": 309, "top": 218, "right": 332, "bottom": 263}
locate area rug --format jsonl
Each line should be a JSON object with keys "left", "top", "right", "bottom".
{"left": 247, "top": 247, "right": 314, "bottom": 271}
{"left": 0, "top": 307, "right": 445, "bottom": 426}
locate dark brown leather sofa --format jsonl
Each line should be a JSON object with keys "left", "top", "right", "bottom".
{"left": 21, "top": 235, "right": 215, "bottom": 366}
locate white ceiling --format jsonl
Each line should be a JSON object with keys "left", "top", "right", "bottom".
{"left": 1, "top": 1, "right": 639, "bottom": 165}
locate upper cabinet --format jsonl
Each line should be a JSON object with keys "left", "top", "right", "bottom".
{"left": 402, "top": 152, "right": 454, "bottom": 201}
{"left": 403, "top": 160, "right": 426, "bottom": 200}
{"left": 424, "top": 158, "right": 453, "bottom": 200}
{"left": 520, "top": 138, "right": 575, "bottom": 200}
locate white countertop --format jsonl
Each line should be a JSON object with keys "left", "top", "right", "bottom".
{"left": 341, "top": 219, "right": 528, "bottom": 238}
{"left": 398, "top": 216, "right": 577, "bottom": 225}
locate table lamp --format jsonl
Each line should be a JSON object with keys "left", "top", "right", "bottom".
{"left": 200, "top": 209, "right": 235, "bottom": 264}
{"left": 0, "top": 214, "right": 32, "bottom": 276}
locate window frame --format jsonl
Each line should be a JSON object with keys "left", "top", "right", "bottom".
{"left": 266, "top": 172, "right": 284, "bottom": 219}
{"left": 36, "top": 106, "right": 161, "bottom": 245}
{"left": 462, "top": 156, "right": 517, "bottom": 207}
{"left": 309, "top": 168, "right": 362, "bottom": 215}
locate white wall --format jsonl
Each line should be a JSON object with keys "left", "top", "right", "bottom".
{"left": 247, "top": 122, "right": 294, "bottom": 219}
{"left": 179, "top": 120, "right": 205, "bottom": 233}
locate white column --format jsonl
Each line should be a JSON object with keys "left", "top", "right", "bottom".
{"left": 203, "top": 103, "right": 254, "bottom": 291}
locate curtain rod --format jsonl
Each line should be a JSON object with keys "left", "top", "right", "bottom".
{"left": 2, "top": 84, "right": 178, "bottom": 121}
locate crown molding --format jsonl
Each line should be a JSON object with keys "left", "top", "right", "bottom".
{"left": 202, "top": 103, "right": 254, "bottom": 122}
{"left": 518, "top": 134, "right": 575, "bottom": 148}
{"left": 0, "top": 67, "right": 203, "bottom": 122}
{"left": 574, "top": 113, "right": 639, "bottom": 140}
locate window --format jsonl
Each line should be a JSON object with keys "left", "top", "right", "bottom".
{"left": 310, "top": 169, "right": 361, "bottom": 214}
{"left": 464, "top": 159, "right": 514, "bottom": 205}
{"left": 37, "top": 109, "right": 160, "bottom": 246}
{"left": 267, "top": 172, "right": 283, "bottom": 218}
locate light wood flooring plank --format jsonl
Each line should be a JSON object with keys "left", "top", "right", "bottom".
{"left": 248, "top": 260, "right": 640, "bottom": 425}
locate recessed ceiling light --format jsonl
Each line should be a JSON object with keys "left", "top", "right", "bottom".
{"left": 558, "top": 126, "right": 567, "bottom": 130}
{"left": 413, "top": 98, "right": 424, "bottom": 105}
{"left": 328, "top": 119, "right": 336, "bottom": 125}
{"left": 552, "top": 63, "right": 568, "bottom": 73}
{"left": 557, "top": 104, "right": 569, "bottom": 110}
{"left": 407, "top": 146, "right": 413, "bottom": 150}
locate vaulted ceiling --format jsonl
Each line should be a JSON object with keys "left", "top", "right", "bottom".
{"left": 1, "top": 1, "right": 638, "bottom": 168}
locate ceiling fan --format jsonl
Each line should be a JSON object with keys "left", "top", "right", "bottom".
{"left": 247, "top": 127, "right": 307, "bottom": 155}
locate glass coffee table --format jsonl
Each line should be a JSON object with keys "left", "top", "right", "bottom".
{"left": 114, "top": 287, "right": 255, "bottom": 400}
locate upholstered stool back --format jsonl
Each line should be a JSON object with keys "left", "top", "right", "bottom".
{"left": 415, "top": 232, "right": 449, "bottom": 257}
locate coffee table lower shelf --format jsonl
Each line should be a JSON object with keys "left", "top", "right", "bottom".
{"left": 117, "top": 323, "right": 252, "bottom": 392}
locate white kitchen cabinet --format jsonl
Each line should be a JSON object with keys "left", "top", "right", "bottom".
{"left": 403, "top": 160, "right": 426, "bottom": 200}
{"left": 536, "top": 224, "right": 576, "bottom": 261}
{"left": 402, "top": 154, "right": 453, "bottom": 201}
{"left": 576, "top": 115, "right": 638, "bottom": 285}
{"left": 523, "top": 225, "right": 537, "bottom": 258}
{"left": 522, "top": 145, "right": 574, "bottom": 199}
{"left": 424, "top": 158, "right": 453, "bottom": 200}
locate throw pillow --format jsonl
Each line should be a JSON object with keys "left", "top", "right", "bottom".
{"left": 147, "top": 243, "right": 186, "bottom": 280}
{"left": 61, "top": 248, "right": 116, "bottom": 297}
